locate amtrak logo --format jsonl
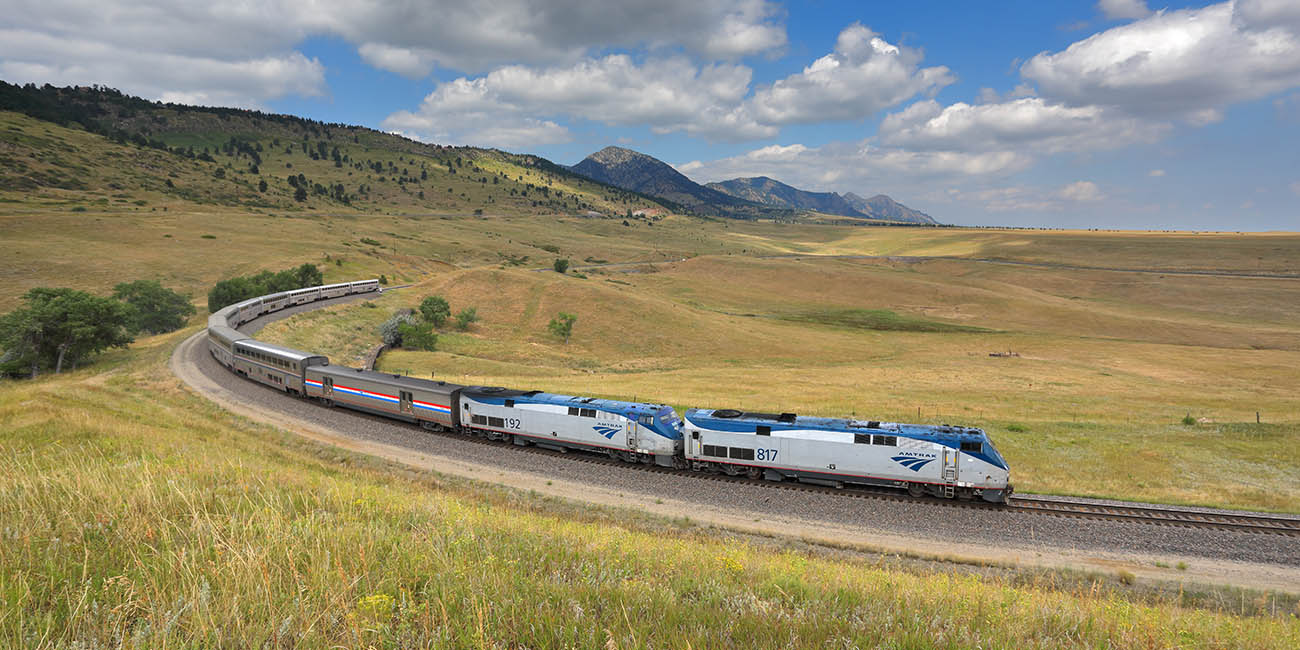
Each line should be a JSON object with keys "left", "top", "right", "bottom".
{"left": 593, "top": 425, "right": 621, "bottom": 439}
{"left": 892, "top": 455, "right": 935, "bottom": 472}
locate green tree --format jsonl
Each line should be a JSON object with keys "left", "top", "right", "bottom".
{"left": 453, "top": 307, "right": 479, "bottom": 331}
{"left": 294, "top": 186, "right": 308, "bottom": 202}
{"left": 553, "top": 258, "right": 569, "bottom": 274}
{"left": 419, "top": 296, "right": 451, "bottom": 328}
{"left": 258, "top": 179, "right": 268, "bottom": 192}
{"left": 0, "top": 288, "right": 134, "bottom": 377}
{"left": 397, "top": 321, "right": 438, "bottom": 351}
{"left": 112, "top": 280, "right": 196, "bottom": 334}
{"left": 547, "top": 312, "right": 577, "bottom": 344}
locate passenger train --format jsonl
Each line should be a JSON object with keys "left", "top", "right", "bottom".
{"left": 206, "top": 279, "right": 1013, "bottom": 503}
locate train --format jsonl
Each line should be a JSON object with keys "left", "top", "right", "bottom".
{"left": 206, "top": 279, "right": 1013, "bottom": 503}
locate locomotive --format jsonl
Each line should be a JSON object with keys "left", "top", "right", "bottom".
{"left": 206, "top": 279, "right": 1013, "bottom": 503}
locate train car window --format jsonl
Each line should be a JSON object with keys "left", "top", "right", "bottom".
{"left": 756, "top": 425, "right": 771, "bottom": 436}
{"left": 854, "top": 434, "right": 870, "bottom": 444}
{"left": 324, "top": 378, "right": 332, "bottom": 388}
{"left": 960, "top": 441, "right": 983, "bottom": 453}
{"left": 488, "top": 417, "right": 505, "bottom": 428}
{"left": 730, "top": 447, "right": 755, "bottom": 461}
{"left": 472, "top": 415, "right": 487, "bottom": 425}
{"left": 568, "top": 407, "right": 579, "bottom": 416}
{"left": 580, "top": 408, "right": 596, "bottom": 418}
{"left": 505, "top": 400, "right": 515, "bottom": 408}
{"left": 873, "top": 435, "right": 897, "bottom": 446}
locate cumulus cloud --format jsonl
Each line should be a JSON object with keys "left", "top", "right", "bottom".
{"left": 382, "top": 55, "right": 771, "bottom": 146}
{"left": 1022, "top": 2, "right": 1300, "bottom": 122}
{"left": 1060, "top": 180, "right": 1104, "bottom": 201}
{"left": 747, "top": 23, "right": 954, "bottom": 125}
{"left": 1097, "top": 0, "right": 1151, "bottom": 20}
{"left": 677, "top": 139, "right": 1029, "bottom": 193}
{"left": 878, "top": 97, "right": 1160, "bottom": 154}
{"left": 0, "top": 0, "right": 788, "bottom": 107}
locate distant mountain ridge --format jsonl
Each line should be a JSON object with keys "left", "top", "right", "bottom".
{"left": 571, "top": 146, "right": 939, "bottom": 224}
{"left": 706, "top": 176, "right": 864, "bottom": 217}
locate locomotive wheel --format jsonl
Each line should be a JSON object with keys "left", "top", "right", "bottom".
{"left": 907, "top": 482, "right": 926, "bottom": 498}
{"left": 746, "top": 467, "right": 762, "bottom": 480}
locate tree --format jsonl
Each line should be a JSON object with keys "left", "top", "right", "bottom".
{"left": 397, "top": 321, "right": 438, "bottom": 351}
{"left": 112, "top": 280, "right": 196, "bottom": 334}
{"left": 0, "top": 288, "right": 133, "bottom": 377}
{"left": 553, "top": 258, "right": 569, "bottom": 274}
{"left": 547, "top": 312, "right": 577, "bottom": 344}
{"left": 294, "top": 186, "right": 308, "bottom": 202}
{"left": 453, "top": 307, "right": 479, "bottom": 331}
{"left": 419, "top": 296, "right": 451, "bottom": 328}
{"left": 379, "top": 310, "right": 417, "bottom": 347}
{"left": 258, "top": 179, "right": 268, "bottom": 192}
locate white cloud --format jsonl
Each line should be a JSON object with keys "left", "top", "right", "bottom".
{"left": 382, "top": 55, "right": 770, "bottom": 146}
{"left": 878, "top": 97, "right": 1159, "bottom": 154}
{"left": 678, "top": 139, "right": 1029, "bottom": 194}
{"left": 1289, "top": 181, "right": 1300, "bottom": 196}
{"left": 357, "top": 43, "right": 438, "bottom": 79}
{"left": 0, "top": 0, "right": 788, "bottom": 106}
{"left": 1060, "top": 180, "right": 1104, "bottom": 202}
{"left": 0, "top": 28, "right": 324, "bottom": 108}
{"left": 1022, "top": 2, "right": 1300, "bottom": 122}
{"left": 746, "top": 23, "right": 954, "bottom": 125}
{"left": 1097, "top": 0, "right": 1151, "bottom": 20}
{"left": 1149, "top": 169, "right": 1166, "bottom": 177}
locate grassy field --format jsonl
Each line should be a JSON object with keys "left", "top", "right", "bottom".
{"left": 2, "top": 331, "right": 1298, "bottom": 648}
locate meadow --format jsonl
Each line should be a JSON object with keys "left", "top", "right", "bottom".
{"left": 2, "top": 329, "right": 1298, "bottom": 648}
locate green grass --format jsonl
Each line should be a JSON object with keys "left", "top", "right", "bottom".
{"left": 775, "top": 307, "right": 990, "bottom": 332}
{"left": 1, "top": 333, "right": 1298, "bottom": 648}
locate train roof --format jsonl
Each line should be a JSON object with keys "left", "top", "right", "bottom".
{"left": 234, "top": 338, "right": 326, "bottom": 363}
{"left": 310, "top": 365, "right": 466, "bottom": 394}
{"left": 464, "top": 389, "right": 673, "bottom": 417}
{"left": 683, "top": 408, "right": 986, "bottom": 439}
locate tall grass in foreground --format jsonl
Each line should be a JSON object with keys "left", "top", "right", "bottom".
{"left": 1, "top": 334, "right": 1297, "bottom": 648}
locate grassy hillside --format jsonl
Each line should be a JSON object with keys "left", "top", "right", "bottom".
{"left": 2, "top": 331, "right": 1298, "bottom": 648}
{"left": 259, "top": 252, "right": 1300, "bottom": 511}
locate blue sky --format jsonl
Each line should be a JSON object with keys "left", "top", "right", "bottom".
{"left": 2, "top": 0, "right": 1298, "bottom": 229}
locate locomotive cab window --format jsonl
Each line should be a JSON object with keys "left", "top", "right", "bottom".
{"left": 960, "top": 441, "right": 983, "bottom": 453}
{"left": 639, "top": 415, "right": 653, "bottom": 426}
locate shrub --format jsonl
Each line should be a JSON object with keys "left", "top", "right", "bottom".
{"left": 379, "top": 310, "right": 417, "bottom": 348}
{"left": 453, "top": 307, "right": 479, "bottom": 331}
{"left": 553, "top": 258, "right": 569, "bottom": 274}
{"left": 397, "top": 321, "right": 438, "bottom": 351}
{"left": 1006, "top": 423, "right": 1028, "bottom": 433}
{"left": 419, "top": 296, "right": 451, "bottom": 328}
{"left": 1181, "top": 413, "right": 1196, "bottom": 426}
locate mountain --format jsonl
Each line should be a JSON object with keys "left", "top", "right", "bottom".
{"left": 842, "top": 193, "right": 938, "bottom": 225}
{"left": 705, "top": 176, "right": 864, "bottom": 217}
{"left": 570, "top": 146, "right": 749, "bottom": 213}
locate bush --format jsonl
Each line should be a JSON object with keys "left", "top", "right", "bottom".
{"left": 454, "top": 307, "right": 479, "bottom": 331}
{"left": 379, "top": 310, "right": 417, "bottom": 348}
{"left": 553, "top": 258, "right": 569, "bottom": 274}
{"left": 419, "top": 296, "right": 451, "bottom": 328}
{"left": 397, "top": 321, "right": 438, "bottom": 351}
{"left": 1006, "top": 423, "right": 1028, "bottom": 433}
{"left": 1181, "top": 413, "right": 1196, "bottom": 426}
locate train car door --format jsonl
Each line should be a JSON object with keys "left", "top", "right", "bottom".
{"left": 322, "top": 377, "right": 333, "bottom": 397}
{"left": 627, "top": 419, "right": 639, "bottom": 450}
{"left": 400, "top": 390, "right": 414, "bottom": 415}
